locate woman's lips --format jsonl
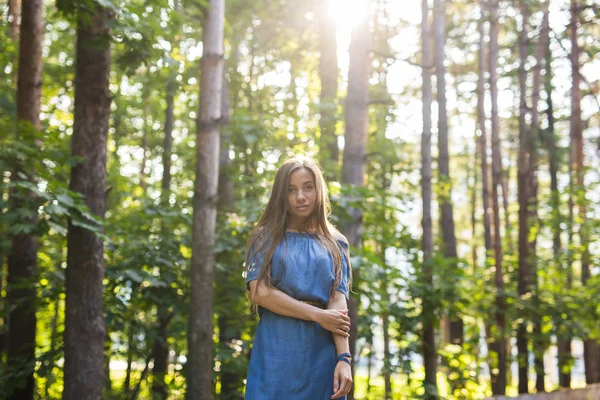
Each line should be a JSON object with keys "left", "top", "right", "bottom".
{"left": 296, "top": 205, "right": 310, "bottom": 211}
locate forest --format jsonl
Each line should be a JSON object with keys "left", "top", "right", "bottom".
{"left": 1, "top": 0, "right": 599, "bottom": 399}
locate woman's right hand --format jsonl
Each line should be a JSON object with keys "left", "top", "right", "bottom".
{"left": 315, "top": 309, "right": 351, "bottom": 337}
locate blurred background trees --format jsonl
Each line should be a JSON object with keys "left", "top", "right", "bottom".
{"left": 0, "top": 0, "right": 599, "bottom": 398}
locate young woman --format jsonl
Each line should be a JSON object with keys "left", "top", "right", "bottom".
{"left": 244, "top": 156, "right": 353, "bottom": 399}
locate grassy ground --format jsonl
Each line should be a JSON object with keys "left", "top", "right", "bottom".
{"left": 71, "top": 364, "right": 590, "bottom": 399}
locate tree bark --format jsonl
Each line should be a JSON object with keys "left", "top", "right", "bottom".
{"left": 43, "top": 295, "right": 61, "bottom": 396}
{"left": 162, "top": 80, "right": 175, "bottom": 200}
{"left": 217, "top": 70, "right": 232, "bottom": 210}
{"left": 6, "top": 1, "right": 43, "bottom": 398}
{"left": 380, "top": 239, "right": 392, "bottom": 400}
{"left": 421, "top": 0, "right": 437, "bottom": 397}
{"left": 2, "top": 7, "right": 21, "bottom": 342}
{"left": 151, "top": 312, "right": 172, "bottom": 400}
{"left": 531, "top": 4, "right": 549, "bottom": 392}
{"left": 318, "top": 0, "right": 339, "bottom": 180}
{"left": 571, "top": 0, "right": 600, "bottom": 385}
{"left": 341, "top": 15, "right": 370, "bottom": 245}
{"left": 216, "top": 67, "right": 244, "bottom": 400}
{"left": 366, "top": 342, "right": 373, "bottom": 395}
{"left": 544, "top": 20, "right": 570, "bottom": 389}
{"left": 124, "top": 325, "right": 134, "bottom": 393}
{"left": 340, "top": 11, "right": 371, "bottom": 400}
{"left": 104, "top": 328, "right": 113, "bottom": 395}
{"left": 477, "top": 1, "right": 492, "bottom": 254}
{"left": 566, "top": 109, "right": 577, "bottom": 389}
{"left": 151, "top": 47, "right": 178, "bottom": 400}
{"left": 8, "top": 0, "right": 20, "bottom": 39}
{"left": 382, "top": 308, "right": 392, "bottom": 399}
{"left": 63, "top": 4, "right": 112, "bottom": 399}
{"left": 187, "top": 0, "right": 225, "bottom": 398}
{"left": 130, "top": 313, "right": 172, "bottom": 400}
{"left": 434, "top": 0, "right": 461, "bottom": 346}
{"left": 488, "top": 0, "right": 506, "bottom": 393}
{"left": 516, "top": 0, "right": 533, "bottom": 393}
{"left": 500, "top": 171, "right": 512, "bottom": 254}
{"left": 500, "top": 169, "right": 512, "bottom": 254}
{"left": 470, "top": 133, "right": 479, "bottom": 271}
{"left": 140, "top": 98, "right": 150, "bottom": 192}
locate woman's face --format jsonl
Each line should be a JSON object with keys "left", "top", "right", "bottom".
{"left": 287, "top": 167, "right": 317, "bottom": 222}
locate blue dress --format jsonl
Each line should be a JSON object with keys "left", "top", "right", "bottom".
{"left": 244, "top": 231, "right": 351, "bottom": 400}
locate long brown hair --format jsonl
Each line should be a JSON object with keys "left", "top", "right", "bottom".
{"left": 245, "top": 156, "right": 351, "bottom": 302}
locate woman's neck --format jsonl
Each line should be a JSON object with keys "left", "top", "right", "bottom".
{"left": 286, "top": 217, "right": 315, "bottom": 233}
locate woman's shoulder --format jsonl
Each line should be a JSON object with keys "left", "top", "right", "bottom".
{"left": 331, "top": 229, "right": 349, "bottom": 247}
{"left": 247, "top": 227, "right": 271, "bottom": 251}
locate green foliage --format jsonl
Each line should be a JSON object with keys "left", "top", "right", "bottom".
{"left": 1, "top": 0, "right": 599, "bottom": 398}
{"left": 0, "top": 127, "right": 105, "bottom": 239}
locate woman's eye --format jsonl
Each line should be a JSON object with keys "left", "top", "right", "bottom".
{"left": 288, "top": 188, "right": 296, "bottom": 193}
{"left": 305, "top": 186, "right": 314, "bottom": 191}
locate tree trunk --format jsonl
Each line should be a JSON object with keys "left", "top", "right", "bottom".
{"left": 8, "top": 0, "right": 20, "bottom": 39}
{"left": 341, "top": 11, "right": 370, "bottom": 245}
{"left": 217, "top": 69, "right": 232, "bottom": 209}
{"left": 124, "top": 325, "right": 134, "bottom": 393}
{"left": 3, "top": 8, "right": 21, "bottom": 343}
{"left": 517, "top": 0, "right": 533, "bottom": 393}
{"left": 111, "top": 83, "right": 123, "bottom": 164}
{"left": 186, "top": 0, "right": 225, "bottom": 398}
{"left": 500, "top": 172, "right": 512, "bottom": 255}
{"left": 470, "top": 132, "right": 479, "bottom": 270}
{"left": 247, "top": 32, "right": 256, "bottom": 113}
{"left": 421, "top": 0, "right": 437, "bottom": 396}
{"left": 104, "top": 328, "right": 113, "bottom": 395}
{"left": 531, "top": 4, "right": 549, "bottom": 392}
{"left": 544, "top": 22, "right": 570, "bottom": 389}
{"left": 366, "top": 341, "right": 373, "bottom": 395}
{"left": 0, "top": 253, "right": 5, "bottom": 358}
{"left": 151, "top": 312, "right": 171, "bottom": 400}
{"left": 44, "top": 295, "right": 61, "bottom": 396}
{"left": 340, "top": 10, "right": 371, "bottom": 400}
{"left": 151, "top": 317, "right": 168, "bottom": 399}
{"left": 477, "top": 1, "right": 492, "bottom": 255}
{"left": 63, "top": 4, "right": 111, "bottom": 399}
{"left": 151, "top": 56, "right": 178, "bottom": 400}
{"left": 318, "top": 0, "right": 339, "bottom": 180}
{"left": 151, "top": 14, "right": 181, "bottom": 394}
{"left": 151, "top": 309, "right": 169, "bottom": 400}
{"left": 216, "top": 67, "right": 244, "bottom": 400}
{"left": 380, "top": 242, "right": 392, "bottom": 400}
{"left": 161, "top": 80, "right": 175, "bottom": 201}
{"left": 434, "top": 0, "right": 461, "bottom": 346}
{"left": 6, "top": 1, "right": 43, "bottom": 398}
{"left": 140, "top": 98, "right": 150, "bottom": 192}
{"left": 382, "top": 308, "right": 392, "bottom": 399}
{"left": 488, "top": 0, "right": 506, "bottom": 393}
{"left": 566, "top": 111, "right": 577, "bottom": 389}
{"left": 571, "top": 0, "right": 600, "bottom": 385}
{"left": 130, "top": 342, "right": 160, "bottom": 400}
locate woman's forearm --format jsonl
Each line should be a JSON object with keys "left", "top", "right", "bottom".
{"left": 328, "top": 291, "right": 351, "bottom": 356}
{"left": 248, "top": 280, "right": 321, "bottom": 322}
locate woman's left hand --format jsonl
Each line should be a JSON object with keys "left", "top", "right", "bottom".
{"left": 331, "top": 360, "right": 352, "bottom": 399}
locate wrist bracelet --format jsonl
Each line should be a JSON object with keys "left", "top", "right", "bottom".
{"left": 338, "top": 357, "right": 352, "bottom": 367}
{"left": 338, "top": 352, "right": 352, "bottom": 367}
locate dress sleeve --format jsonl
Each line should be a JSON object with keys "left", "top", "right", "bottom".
{"left": 336, "top": 240, "right": 351, "bottom": 300}
{"left": 245, "top": 245, "right": 265, "bottom": 291}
